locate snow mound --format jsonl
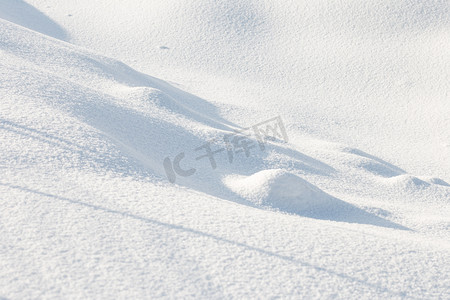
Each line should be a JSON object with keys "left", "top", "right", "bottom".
{"left": 385, "top": 175, "right": 450, "bottom": 193}
{"left": 224, "top": 169, "right": 406, "bottom": 229}
{"left": 388, "top": 174, "right": 432, "bottom": 190}
{"left": 224, "top": 169, "right": 333, "bottom": 213}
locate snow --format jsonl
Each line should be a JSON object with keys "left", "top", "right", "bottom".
{"left": 0, "top": 0, "right": 449, "bottom": 299}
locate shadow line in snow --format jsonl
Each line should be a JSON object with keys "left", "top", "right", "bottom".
{"left": 0, "top": 118, "right": 156, "bottom": 179}
{"left": 0, "top": 119, "right": 95, "bottom": 154}
{"left": 0, "top": 182, "right": 413, "bottom": 299}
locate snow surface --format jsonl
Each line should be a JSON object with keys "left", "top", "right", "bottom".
{"left": 0, "top": 0, "right": 449, "bottom": 299}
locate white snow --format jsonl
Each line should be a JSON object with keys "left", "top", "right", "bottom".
{"left": 0, "top": 0, "right": 449, "bottom": 299}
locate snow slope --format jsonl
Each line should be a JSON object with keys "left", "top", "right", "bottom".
{"left": 0, "top": 1, "right": 449, "bottom": 299}
{"left": 25, "top": 0, "right": 450, "bottom": 181}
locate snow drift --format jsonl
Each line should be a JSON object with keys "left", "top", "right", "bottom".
{"left": 1, "top": 1, "right": 449, "bottom": 299}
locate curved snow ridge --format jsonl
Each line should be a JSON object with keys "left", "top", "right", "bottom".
{"left": 0, "top": 16, "right": 333, "bottom": 200}
{"left": 0, "top": 16, "right": 236, "bottom": 135}
{"left": 339, "top": 147, "right": 406, "bottom": 178}
{"left": 224, "top": 169, "right": 408, "bottom": 229}
{"left": 0, "top": 0, "right": 67, "bottom": 40}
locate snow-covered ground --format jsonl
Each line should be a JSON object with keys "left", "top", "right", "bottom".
{"left": 0, "top": 0, "right": 449, "bottom": 298}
